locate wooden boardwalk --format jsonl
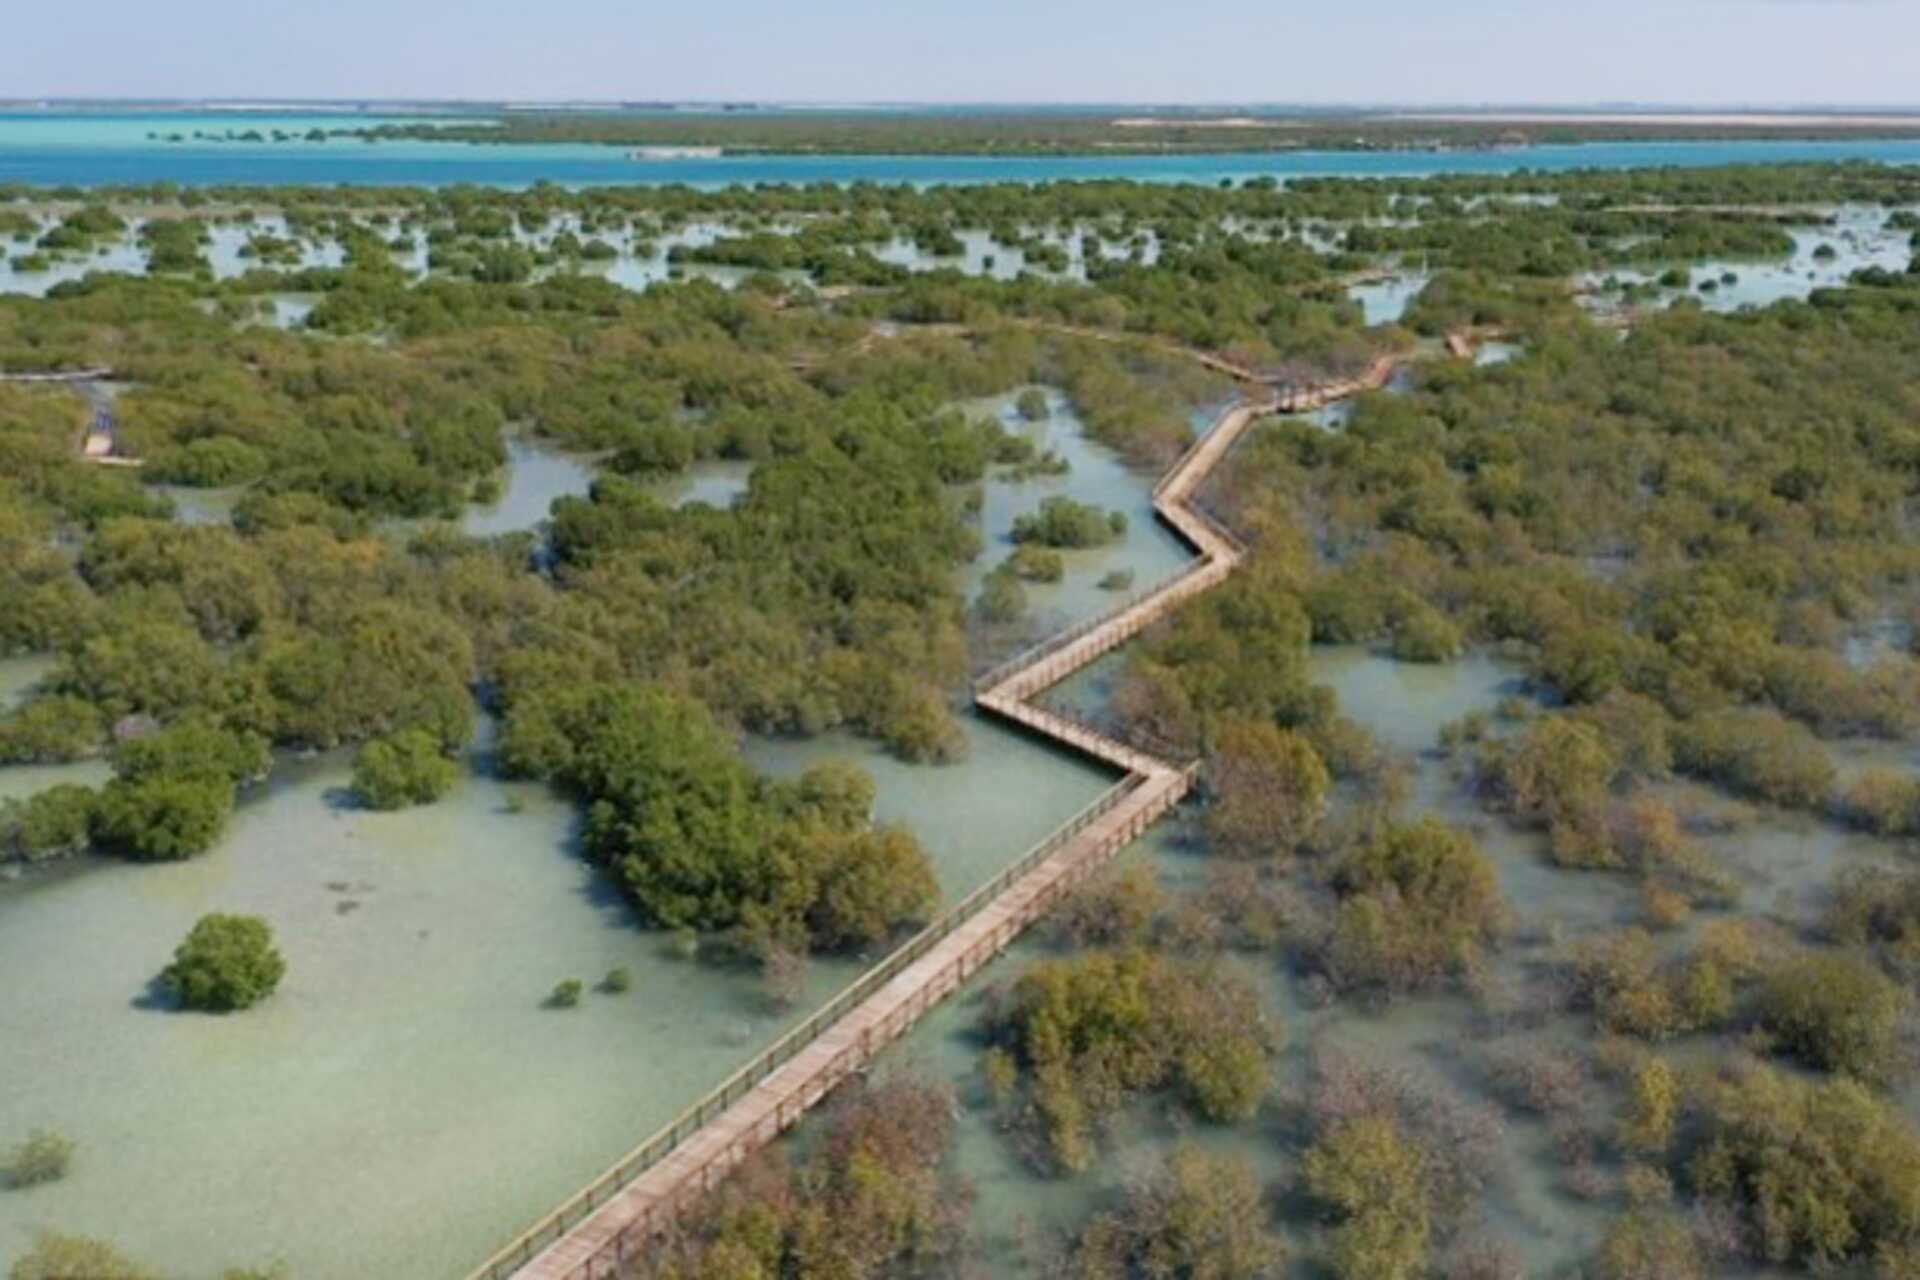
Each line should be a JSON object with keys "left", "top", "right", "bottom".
{"left": 473, "top": 390, "right": 1289, "bottom": 1280}
{"left": 0, "top": 366, "right": 114, "bottom": 383}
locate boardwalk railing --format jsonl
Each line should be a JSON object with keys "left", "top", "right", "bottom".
{"left": 0, "top": 366, "right": 113, "bottom": 382}
{"left": 464, "top": 775, "right": 1141, "bottom": 1280}
{"left": 468, "top": 378, "right": 1369, "bottom": 1280}
{"left": 971, "top": 560, "right": 1202, "bottom": 695}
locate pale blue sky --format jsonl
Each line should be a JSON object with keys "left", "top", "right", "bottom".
{"left": 4, "top": 0, "right": 1913, "bottom": 105}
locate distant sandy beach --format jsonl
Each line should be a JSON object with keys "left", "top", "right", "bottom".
{"left": 1111, "top": 117, "right": 1297, "bottom": 129}
{"left": 1395, "top": 112, "right": 1920, "bottom": 127}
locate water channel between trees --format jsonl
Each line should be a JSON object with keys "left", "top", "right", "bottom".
{"left": 0, "top": 393, "right": 1171, "bottom": 1277}
{"left": 8, "top": 285, "right": 1920, "bottom": 1276}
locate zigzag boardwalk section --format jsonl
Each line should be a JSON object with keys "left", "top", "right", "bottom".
{"left": 485, "top": 392, "right": 1284, "bottom": 1280}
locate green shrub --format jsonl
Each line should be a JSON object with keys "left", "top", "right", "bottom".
{"left": 1759, "top": 950, "right": 1908, "bottom": 1083}
{"left": 1, "top": 785, "right": 98, "bottom": 863}
{"left": 110, "top": 715, "right": 270, "bottom": 786}
{"left": 352, "top": 728, "right": 460, "bottom": 810}
{"left": 1845, "top": 769, "right": 1920, "bottom": 837}
{"left": 1693, "top": 1062, "right": 1920, "bottom": 1267}
{"left": 973, "top": 569, "right": 1028, "bottom": 624}
{"left": 161, "top": 914, "right": 286, "bottom": 1012}
{"left": 0, "top": 696, "right": 105, "bottom": 764}
{"left": 1389, "top": 605, "right": 1463, "bottom": 663}
{"left": 146, "top": 437, "right": 268, "bottom": 488}
{"left": 996, "top": 949, "right": 1277, "bottom": 1171}
{"left": 1073, "top": 1146, "right": 1284, "bottom": 1280}
{"left": 1203, "top": 715, "right": 1328, "bottom": 859}
{"left": 1302, "top": 1113, "right": 1432, "bottom": 1280}
{"left": 1827, "top": 866, "right": 1920, "bottom": 968}
{"left": 4, "top": 1128, "right": 75, "bottom": 1188}
{"left": 1591, "top": 1209, "right": 1704, "bottom": 1280}
{"left": 1015, "top": 388, "right": 1050, "bottom": 421}
{"left": 93, "top": 774, "right": 233, "bottom": 861}
{"left": 601, "top": 967, "right": 633, "bottom": 994}
{"left": 1673, "top": 707, "right": 1835, "bottom": 810}
{"left": 1004, "top": 545, "right": 1065, "bottom": 583}
{"left": 1011, "top": 496, "right": 1127, "bottom": 548}
{"left": 6, "top": 1232, "right": 155, "bottom": 1280}
{"left": 1325, "top": 818, "right": 1506, "bottom": 993}
{"left": 549, "top": 978, "right": 584, "bottom": 1008}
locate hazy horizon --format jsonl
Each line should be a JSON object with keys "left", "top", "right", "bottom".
{"left": 7, "top": 98, "right": 1920, "bottom": 113}
{"left": 4, "top": 0, "right": 1917, "bottom": 106}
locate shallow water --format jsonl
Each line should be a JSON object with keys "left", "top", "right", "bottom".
{"left": 9, "top": 114, "right": 1920, "bottom": 187}
{"left": 650, "top": 458, "right": 755, "bottom": 510}
{"left": 1582, "top": 204, "right": 1916, "bottom": 316}
{"left": 0, "top": 655, "right": 56, "bottom": 712}
{"left": 0, "top": 658, "right": 1119, "bottom": 1278}
{"left": 149, "top": 482, "right": 244, "bottom": 526}
{"left": 743, "top": 710, "right": 1117, "bottom": 904}
{"left": 0, "top": 658, "right": 112, "bottom": 811}
{"left": 461, "top": 438, "right": 598, "bottom": 537}
{"left": 1348, "top": 273, "right": 1428, "bottom": 326}
{"left": 0, "top": 727, "right": 905, "bottom": 1278}
{"left": 868, "top": 643, "right": 1627, "bottom": 1277}
{"left": 958, "top": 389, "right": 1192, "bottom": 633}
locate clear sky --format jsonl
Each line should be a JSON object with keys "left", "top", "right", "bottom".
{"left": 4, "top": 0, "right": 1914, "bottom": 106}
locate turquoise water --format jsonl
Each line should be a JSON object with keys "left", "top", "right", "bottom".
{"left": 6, "top": 112, "right": 1920, "bottom": 187}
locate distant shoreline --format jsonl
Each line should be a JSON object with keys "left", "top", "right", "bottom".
{"left": 1397, "top": 111, "right": 1920, "bottom": 128}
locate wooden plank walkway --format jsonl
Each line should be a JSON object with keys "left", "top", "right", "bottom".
{"left": 472, "top": 385, "right": 1305, "bottom": 1280}
{"left": 0, "top": 366, "right": 114, "bottom": 382}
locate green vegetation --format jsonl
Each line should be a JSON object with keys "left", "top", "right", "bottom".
{"left": 1758, "top": 950, "right": 1908, "bottom": 1083}
{"left": 1003, "top": 544, "right": 1065, "bottom": 582}
{"left": 501, "top": 685, "right": 937, "bottom": 952}
{"left": 1202, "top": 716, "right": 1328, "bottom": 859}
{"left": 1303, "top": 1114, "right": 1431, "bottom": 1280}
{"left": 7, "top": 1233, "right": 153, "bottom": 1280}
{"left": 10, "top": 165, "right": 1920, "bottom": 1276}
{"left": 1693, "top": 1061, "right": 1920, "bottom": 1268}
{"left": 160, "top": 913, "right": 286, "bottom": 1012}
{"left": 91, "top": 716, "right": 269, "bottom": 861}
{"left": 988, "top": 948, "right": 1277, "bottom": 1171}
{"left": 1, "top": 784, "right": 97, "bottom": 863}
{"left": 355, "top": 111, "right": 1920, "bottom": 156}
{"left": 633, "top": 1072, "right": 967, "bottom": 1280}
{"left": 1073, "top": 1146, "right": 1285, "bottom": 1280}
{"left": 1010, "top": 496, "right": 1127, "bottom": 548}
{"left": 548, "top": 978, "right": 584, "bottom": 1009}
{"left": 3, "top": 1129, "right": 74, "bottom": 1189}
{"left": 1324, "top": 818, "right": 1507, "bottom": 994}
{"left": 351, "top": 728, "right": 460, "bottom": 810}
